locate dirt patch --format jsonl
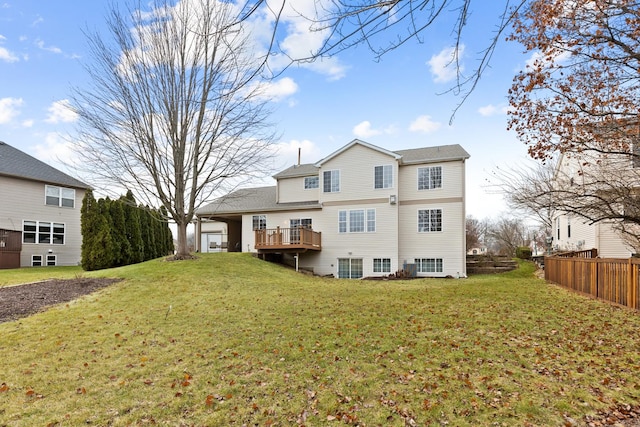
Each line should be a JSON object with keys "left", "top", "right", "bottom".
{"left": 0, "top": 277, "right": 122, "bottom": 323}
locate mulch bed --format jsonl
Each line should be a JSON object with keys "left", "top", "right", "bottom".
{"left": 0, "top": 277, "right": 122, "bottom": 323}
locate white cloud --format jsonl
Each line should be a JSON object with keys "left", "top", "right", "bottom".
{"left": 478, "top": 104, "right": 510, "bottom": 117}
{"left": 408, "top": 115, "right": 441, "bottom": 133}
{"left": 428, "top": 45, "right": 465, "bottom": 83}
{"left": 0, "top": 35, "right": 19, "bottom": 63}
{"left": 0, "top": 97, "right": 23, "bottom": 124}
{"left": 45, "top": 99, "right": 78, "bottom": 123}
{"left": 22, "top": 119, "right": 34, "bottom": 128}
{"left": 353, "top": 121, "right": 382, "bottom": 139}
{"left": 33, "top": 132, "right": 76, "bottom": 167}
{"left": 274, "top": 139, "right": 320, "bottom": 165}
{"left": 259, "top": 77, "right": 298, "bottom": 101}
{"left": 35, "top": 39, "right": 62, "bottom": 54}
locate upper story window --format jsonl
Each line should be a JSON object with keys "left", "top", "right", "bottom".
{"left": 323, "top": 170, "right": 340, "bottom": 193}
{"left": 46, "top": 185, "right": 75, "bottom": 208}
{"left": 252, "top": 215, "right": 266, "bottom": 230}
{"left": 304, "top": 176, "right": 319, "bottom": 189}
{"left": 418, "top": 209, "right": 442, "bottom": 232}
{"left": 374, "top": 165, "right": 393, "bottom": 189}
{"left": 417, "top": 166, "right": 442, "bottom": 190}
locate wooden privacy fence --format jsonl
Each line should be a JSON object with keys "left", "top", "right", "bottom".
{"left": 545, "top": 256, "right": 640, "bottom": 310}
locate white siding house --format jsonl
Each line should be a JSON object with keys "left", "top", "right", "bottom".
{"left": 552, "top": 153, "right": 634, "bottom": 258}
{"left": 0, "top": 141, "right": 90, "bottom": 268}
{"left": 196, "top": 139, "right": 470, "bottom": 278}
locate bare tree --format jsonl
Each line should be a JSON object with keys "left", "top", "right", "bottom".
{"left": 70, "top": 0, "right": 278, "bottom": 259}
{"left": 466, "top": 216, "right": 489, "bottom": 251}
{"left": 488, "top": 159, "right": 556, "bottom": 233}
{"left": 238, "top": 0, "right": 528, "bottom": 117}
{"left": 486, "top": 216, "right": 529, "bottom": 256}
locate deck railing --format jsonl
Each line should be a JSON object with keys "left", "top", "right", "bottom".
{"left": 255, "top": 226, "right": 321, "bottom": 251}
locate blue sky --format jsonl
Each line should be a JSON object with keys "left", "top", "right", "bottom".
{"left": 0, "top": 0, "right": 535, "bottom": 219}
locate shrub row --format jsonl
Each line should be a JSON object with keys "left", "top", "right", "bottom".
{"left": 81, "top": 190, "right": 174, "bottom": 271}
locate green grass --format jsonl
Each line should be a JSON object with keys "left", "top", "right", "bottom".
{"left": 1, "top": 254, "right": 639, "bottom": 426}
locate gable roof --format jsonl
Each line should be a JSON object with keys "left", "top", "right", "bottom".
{"left": 0, "top": 141, "right": 90, "bottom": 189}
{"left": 396, "top": 144, "right": 470, "bottom": 164}
{"left": 196, "top": 186, "right": 320, "bottom": 216}
{"left": 315, "top": 139, "right": 402, "bottom": 167}
{"left": 273, "top": 163, "right": 319, "bottom": 179}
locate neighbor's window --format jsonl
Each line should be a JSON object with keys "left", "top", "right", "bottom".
{"left": 46, "top": 254, "right": 57, "bottom": 266}
{"left": 252, "top": 215, "right": 266, "bottom": 230}
{"left": 415, "top": 258, "right": 443, "bottom": 273}
{"left": 304, "top": 176, "right": 319, "bottom": 189}
{"left": 46, "top": 185, "right": 75, "bottom": 208}
{"left": 24, "top": 221, "right": 65, "bottom": 244}
{"left": 31, "top": 255, "right": 43, "bottom": 267}
{"left": 418, "top": 209, "right": 442, "bottom": 232}
{"left": 373, "top": 258, "right": 391, "bottom": 273}
{"left": 374, "top": 165, "right": 393, "bottom": 189}
{"left": 323, "top": 170, "right": 340, "bottom": 193}
{"left": 417, "top": 166, "right": 442, "bottom": 190}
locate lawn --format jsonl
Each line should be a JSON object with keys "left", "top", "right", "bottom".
{"left": 1, "top": 254, "right": 639, "bottom": 426}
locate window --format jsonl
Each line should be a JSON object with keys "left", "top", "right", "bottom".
{"left": 417, "top": 166, "right": 442, "bottom": 190}
{"left": 349, "top": 210, "right": 364, "bottom": 232}
{"left": 338, "top": 258, "right": 363, "bottom": 278}
{"left": 339, "top": 209, "right": 376, "bottom": 233}
{"left": 304, "top": 176, "right": 319, "bottom": 189}
{"left": 418, "top": 209, "right": 442, "bottom": 232}
{"left": 338, "top": 211, "right": 347, "bottom": 233}
{"left": 290, "top": 218, "right": 312, "bottom": 242}
{"left": 374, "top": 165, "right": 393, "bottom": 189}
{"left": 373, "top": 258, "right": 391, "bottom": 273}
{"left": 556, "top": 217, "right": 561, "bottom": 240}
{"left": 252, "top": 215, "right": 266, "bottom": 230}
{"left": 323, "top": 170, "right": 340, "bottom": 193}
{"left": 415, "top": 258, "right": 443, "bottom": 273}
{"left": 31, "top": 255, "right": 42, "bottom": 267}
{"left": 46, "top": 255, "right": 57, "bottom": 266}
{"left": 567, "top": 217, "right": 571, "bottom": 238}
{"left": 45, "top": 185, "right": 75, "bottom": 208}
{"left": 22, "top": 221, "right": 65, "bottom": 244}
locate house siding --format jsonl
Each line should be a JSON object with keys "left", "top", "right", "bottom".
{"left": 0, "top": 175, "right": 85, "bottom": 267}
{"left": 277, "top": 175, "right": 318, "bottom": 203}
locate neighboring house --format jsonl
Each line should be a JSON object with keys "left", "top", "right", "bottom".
{"left": 0, "top": 141, "right": 91, "bottom": 268}
{"left": 196, "top": 139, "right": 470, "bottom": 278}
{"left": 552, "top": 152, "right": 633, "bottom": 258}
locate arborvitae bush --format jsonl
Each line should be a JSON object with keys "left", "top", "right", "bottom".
{"left": 516, "top": 246, "right": 532, "bottom": 260}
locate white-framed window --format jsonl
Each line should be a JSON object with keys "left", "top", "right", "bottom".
{"left": 252, "top": 215, "right": 266, "bottom": 230}
{"left": 338, "top": 258, "right": 363, "bottom": 278}
{"left": 418, "top": 209, "right": 442, "bottom": 232}
{"left": 339, "top": 209, "right": 376, "bottom": 233}
{"left": 374, "top": 165, "right": 393, "bottom": 189}
{"left": 373, "top": 258, "right": 391, "bottom": 273}
{"left": 31, "top": 255, "right": 43, "bottom": 267}
{"left": 46, "top": 254, "right": 57, "bottom": 266}
{"left": 323, "top": 170, "right": 340, "bottom": 193}
{"left": 415, "top": 258, "right": 443, "bottom": 273}
{"left": 304, "top": 176, "right": 319, "bottom": 189}
{"left": 567, "top": 216, "right": 571, "bottom": 238}
{"left": 417, "top": 166, "right": 442, "bottom": 190}
{"left": 23, "top": 221, "right": 65, "bottom": 244}
{"left": 290, "top": 218, "right": 312, "bottom": 242}
{"left": 45, "top": 185, "right": 75, "bottom": 208}
{"left": 556, "top": 217, "right": 561, "bottom": 240}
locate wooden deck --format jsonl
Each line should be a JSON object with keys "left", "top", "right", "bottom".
{"left": 255, "top": 227, "right": 321, "bottom": 252}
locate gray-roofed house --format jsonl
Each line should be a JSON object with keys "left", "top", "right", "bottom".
{"left": 0, "top": 141, "right": 91, "bottom": 268}
{"left": 196, "top": 139, "right": 470, "bottom": 278}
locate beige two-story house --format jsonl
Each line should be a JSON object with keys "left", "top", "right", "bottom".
{"left": 0, "top": 141, "right": 90, "bottom": 268}
{"left": 196, "top": 139, "right": 470, "bottom": 278}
